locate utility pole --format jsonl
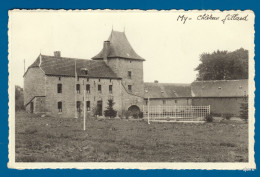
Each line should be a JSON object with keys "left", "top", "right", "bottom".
{"left": 74, "top": 60, "right": 78, "bottom": 118}
{"left": 83, "top": 90, "right": 86, "bottom": 131}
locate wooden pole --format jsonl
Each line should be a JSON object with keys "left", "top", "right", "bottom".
{"left": 84, "top": 90, "right": 86, "bottom": 131}
{"left": 148, "top": 97, "right": 150, "bottom": 124}
{"left": 75, "top": 60, "right": 78, "bottom": 118}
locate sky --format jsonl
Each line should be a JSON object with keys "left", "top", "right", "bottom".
{"left": 9, "top": 10, "right": 254, "bottom": 87}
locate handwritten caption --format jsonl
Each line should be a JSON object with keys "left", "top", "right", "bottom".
{"left": 177, "top": 14, "right": 248, "bottom": 24}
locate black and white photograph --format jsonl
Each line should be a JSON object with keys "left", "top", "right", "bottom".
{"left": 8, "top": 10, "right": 255, "bottom": 169}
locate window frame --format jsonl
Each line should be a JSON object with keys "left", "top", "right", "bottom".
{"left": 128, "top": 85, "right": 132, "bottom": 92}
{"left": 86, "top": 84, "right": 90, "bottom": 93}
{"left": 76, "top": 101, "right": 81, "bottom": 112}
{"left": 86, "top": 101, "right": 90, "bottom": 111}
{"left": 128, "top": 71, "right": 132, "bottom": 79}
{"left": 57, "top": 83, "right": 62, "bottom": 93}
{"left": 58, "top": 101, "right": 62, "bottom": 112}
{"left": 98, "top": 84, "right": 102, "bottom": 93}
{"left": 76, "top": 84, "right": 80, "bottom": 93}
{"left": 109, "top": 85, "right": 113, "bottom": 94}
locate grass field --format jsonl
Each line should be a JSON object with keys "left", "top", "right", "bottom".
{"left": 15, "top": 111, "right": 248, "bottom": 162}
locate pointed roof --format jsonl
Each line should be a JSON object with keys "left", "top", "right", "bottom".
{"left": 92, "top": 30, "right": 145, "bottom": 61}
{"left": 25, "top": 54, "right": 119, "bottom": 79}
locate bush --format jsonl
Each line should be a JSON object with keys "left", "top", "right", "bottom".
{"left": 139, "top": 111, "right": 144, "bottom": 118}
{"left": 223, "top": 113, "right": 233, "bottom": 120}
{"left": 124, "top": 110, "right": 131, "bottom": 119}
{"left": 240, "top": 96, "right": 248, "bottom": 122}
{"left": 205, "top": 114, "right": 213, "bottom": 122}
{"left": 132, "top": 113, "right": 139, "bottom": 119}
{"left": 104, "top": 99, "right": 117, "bottom": 118}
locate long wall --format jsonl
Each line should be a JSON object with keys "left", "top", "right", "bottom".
{"left": 45, "top": 75, "right": 122, "bottom": 118}
{"left": 192, "top": 97, "right": 245, "bottom": 116}
{"left": 148, "top": 98, "right": 192, "bottom": 107}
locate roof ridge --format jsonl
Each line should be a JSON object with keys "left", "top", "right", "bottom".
{"left": 41, "top": 54, "right": 93, "bottom": 61}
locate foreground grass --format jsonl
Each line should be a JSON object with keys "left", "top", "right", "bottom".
{"left": 15, "top": 111, "right": 248, "bottom": 162}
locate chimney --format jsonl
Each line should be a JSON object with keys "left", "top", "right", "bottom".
{"left": 103, "top": 41, "right": 110, "bottom": 63}
{"left": 154, "top": 80, "right": 159, "bottom": 83}
{"left": 54, "top": 51, "right": 61, "bottom": 57}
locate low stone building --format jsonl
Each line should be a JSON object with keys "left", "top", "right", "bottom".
{"left": 144, "top": 80, "right": 248, "bottom": 116}
{"left": 191, "top": 79, "right": 248, "bottom": 116}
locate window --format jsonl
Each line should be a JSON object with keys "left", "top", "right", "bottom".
{"left": 145, "top": 100, "right": 148, "bottom": 105}
{"left": 76, "top": 84, "right": 80, "bottom": 93}
{"left": 77, "top": 101, "right": 81, "bottom": 112}
{"left": 87, "top": 78, "right": 89, "bottom": 82}
{"left": 86, "top": 84, "right": 90, "bottom": 93}
{"left": 98, "top": 84, "right": 102, "bottom": 93}
{"left": 99, "top": 78, "right": 101, "bottom": 82}
{"left": 86, "top": 101, "right": 90, "bottom": 111}
{"left": 57, "top": 84, "right": 62, "bottom": 93}
{"left": 109, "top": 85, "right": 113, "bottom": 94}
{"left": 77, "top": 76, "right": 79, "bottom": 81}
{"left": 128, "top": 71, "right": 132, "bottom": 79}
{"left": 110, "top": 79, "right": 112, "bottom": 83}
{"left": 175, "top": 100, "right": 178, "bottom": 103}
{"left": 59, "top": 77, "right": 61, "bottom": 81}
{"left": 58, "top": 101, "right": 62, "bottom": 112}
{"left": 163, "top": 100, "right": 166, "bottom": 105}
{"left": 128, "top": 85, "right": 132, "bottom": 92}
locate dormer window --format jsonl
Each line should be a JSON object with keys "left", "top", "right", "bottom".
{"left": 218, "top": 87, "right": 221, "bottom": 90}
{"left": 239, "top": 86, "right": 243, "bottom": 89}
{"left": 80, "top": 68, "right": 88, "bottom": 75}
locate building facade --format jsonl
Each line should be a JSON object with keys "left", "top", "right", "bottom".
{"left": 24, "top": 30, "right": 248, "bottom": 118}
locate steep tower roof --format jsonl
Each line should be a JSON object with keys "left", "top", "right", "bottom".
{"left": 92, "top": 30, "right": 145, "bottom": 61}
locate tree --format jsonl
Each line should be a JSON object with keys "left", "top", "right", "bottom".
{"left": 104, "top": 99, "right": 117, "bottom": 118}
{"left": 15, "top": 85, "right": 25, "bottom": 111}
{"left": 240, "top": 96, "right": 248, "bottom": 122}
{"left": 195, "top": 48, "right": 248, "bottom": 80}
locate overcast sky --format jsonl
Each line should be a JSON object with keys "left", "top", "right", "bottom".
{"left": 9, "top": 10, "right": 254, "bottom": 87}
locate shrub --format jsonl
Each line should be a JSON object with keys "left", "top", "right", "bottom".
{"left": 132, "top": 113, "right": 139, "bottom": 119}
{"left": 223, "top": 113, "right": 233, "bottom": 120}
{"left": 240, "top": 96, "right": 248, "bottom": 122}
{"left": 124, "top": 110, "right": 131, "bottom": 119}
{"left": 139, "top": 111, "right": 144, "bottom": 118}
{"left": 104, "top": 99, "right": 117, "bottom": 118}
{"left": 205, "top": 114, "right": 213, "bottom": 122}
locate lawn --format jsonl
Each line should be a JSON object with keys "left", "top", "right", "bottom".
{"left": 15, "top": 111, "right": 248, "bottom": 162}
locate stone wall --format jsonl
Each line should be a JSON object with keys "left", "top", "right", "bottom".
{"left": 45, "top": 75, "right": 122, "bottom": 118}
{"left": 107, "top": 58, "right": 144, "bottom": 98}
{"left": 192, "top": 97, "right": 245, "bottom": 116}
{"left": 23, "top": 67, "right": 46, "bottom": 110}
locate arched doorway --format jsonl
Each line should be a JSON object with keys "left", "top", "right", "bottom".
{"left": 128, "top": 105, "right": 141, "bottom": 118}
